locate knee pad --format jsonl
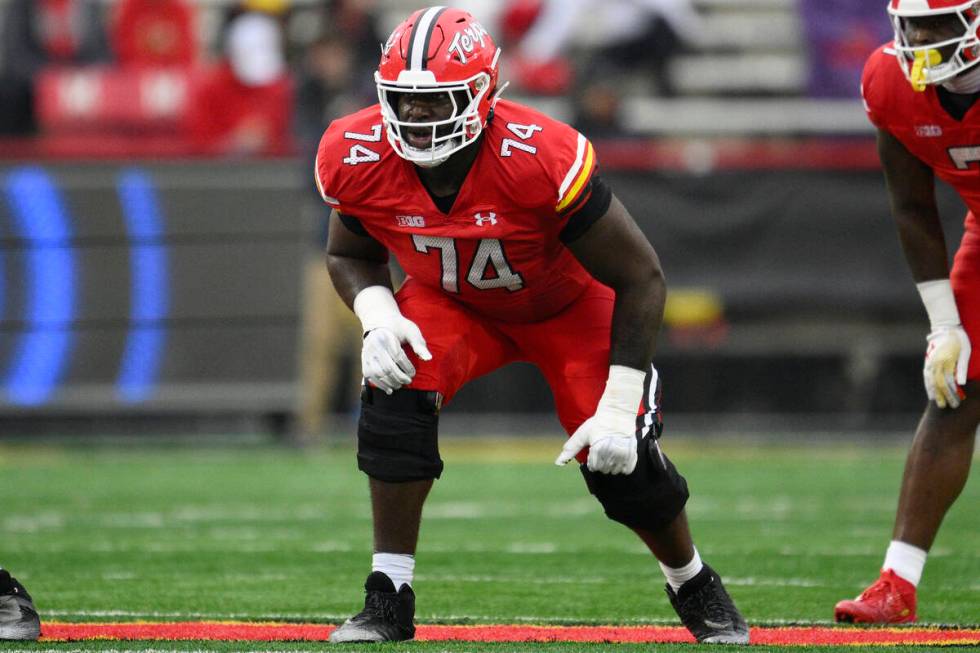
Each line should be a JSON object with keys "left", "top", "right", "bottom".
{"left": 580, "top": 434, "right": 689, "bottom": 532}
{"left": 357, "top": 386, "right": 443, "bottom": 483}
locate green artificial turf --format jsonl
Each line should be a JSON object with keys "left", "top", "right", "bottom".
{"left": 0, "top": 435, "right": 976, "bottom": 652}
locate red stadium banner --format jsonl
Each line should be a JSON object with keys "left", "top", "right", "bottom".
{"left": 35, "top": 66, "right": 190, "bottom": 133}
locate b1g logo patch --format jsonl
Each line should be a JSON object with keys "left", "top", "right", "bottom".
{"left": 396, "top": 215, "right": 426, "bottom": 228}
{"left": 916, "top": 124, "right": 943, "bottom": 138}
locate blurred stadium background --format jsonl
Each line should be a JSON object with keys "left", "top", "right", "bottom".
{"left": 1, "top": 0, "right": 979, "bottom": 644}
{"left": 0, "top": 0, "right": 965, "bottom": 440}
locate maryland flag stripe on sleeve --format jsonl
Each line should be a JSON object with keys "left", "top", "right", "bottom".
{"left": 556, "top": 134, "right": 595, "bottom": 213}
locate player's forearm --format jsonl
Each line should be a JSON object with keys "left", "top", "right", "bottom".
{"left": 607, "top": 271, "right": 666, "bottom": 370}
{"left": 893, "top": 211, "right": 951, "bottom": 282}
{"left": 878, "top": 128, "right": 948, "bottom": 282}
{"left": 325, "top": 255, "right": 393, "bottom": 311}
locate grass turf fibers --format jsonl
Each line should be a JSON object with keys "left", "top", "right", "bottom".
{"left": 0, "top": 435, "right": 977, "bottom": 652}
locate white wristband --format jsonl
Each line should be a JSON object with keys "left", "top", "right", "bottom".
{"left": 596, "top": 365, "right": 646, "bottom": 432}
{"left": 352, "top": 285, "right": 400, "bottom": 333}
{"left": 916, "top": 279, "right": 961, "bottom": 328}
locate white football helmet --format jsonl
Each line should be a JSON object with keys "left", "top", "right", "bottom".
{"left": 889, "top": 0, "right": 980, "bottom": 89}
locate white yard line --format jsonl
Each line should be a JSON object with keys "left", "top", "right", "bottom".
{"left": 42, "top": 610, "right": 351, "bottom": 620}
{"left": 414, "top": 574, "right": 607, "bottom": 584}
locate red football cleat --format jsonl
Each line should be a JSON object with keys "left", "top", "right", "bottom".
{"left": 834, "top": 569, "right": 917, "bottom": 624}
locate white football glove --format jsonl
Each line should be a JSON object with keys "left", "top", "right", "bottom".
{"left": 917, "top": 280, "right": 970, "bottom": 410}
{"left": 354, "top": 286, "right": 432, "bottom": 395}
{"left": 924, "top": 326, "right": 970, "bottom": 409}
{"left": 555, "top": 366, "right": 645, "bottom": 475}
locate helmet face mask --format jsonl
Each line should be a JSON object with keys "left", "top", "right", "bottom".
{"left": 889, "top": 0, "right": 980, "bottom": 89}
{"left": 375, "top": 6, "right": 504, "bottom": 167}
{"left": 376, "top": 72, "right": 492, "bottom": 167}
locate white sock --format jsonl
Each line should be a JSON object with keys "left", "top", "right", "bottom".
{"left": 372, "top": 553, "right": 415, "bottom": 589}
{"left": 659, "top": 547, "right": 703, "bottom": 592}
{"left": 883, "top": 540, "right": 927, "bottom": 587}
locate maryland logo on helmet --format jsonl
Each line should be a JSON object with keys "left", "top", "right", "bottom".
{"left": 375, "top": 6, "right": 506, "bottom": 167}
{"left": 889, "top": 0, "right": 980, "bottom": 89}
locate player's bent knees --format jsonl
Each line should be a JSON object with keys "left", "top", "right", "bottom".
{"left": 357, "top": 386, "right": 443, "bottom": 483}
{"left": 580, "top": 434, "right": 689, "bottom": 532}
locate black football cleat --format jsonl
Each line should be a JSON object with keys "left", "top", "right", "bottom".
{"left": 328, "top": 571, "right": 415, "bottom": 643}
{"left": 667, "top": 564, "right": 749, "bottom": 644}
{"left": 0, "top": 570, "right": 40, "bottom": 641}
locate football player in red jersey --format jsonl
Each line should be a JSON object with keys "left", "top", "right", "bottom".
{"left": 318, "top": 6, "right": 748, "bottom": 645}
{"left": 834, "top": 0, "right": 980, "bottom": 625}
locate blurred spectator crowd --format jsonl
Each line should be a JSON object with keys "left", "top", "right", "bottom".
{"left": 0, "top": 0, "right": 381, "bottom": 156}
{"left": 0, "top": 0, "right": 892, "bottom": 157}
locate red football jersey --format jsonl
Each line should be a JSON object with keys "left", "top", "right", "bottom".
{"left": 315, "top": 99, "right": 601, "bottom": 323}
{"left": 862, "top": 44, "right": 980, "bottom": 232}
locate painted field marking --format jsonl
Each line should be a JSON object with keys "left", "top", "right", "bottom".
{"left": 40, "top": 622, "right": 980, "bottom": 646}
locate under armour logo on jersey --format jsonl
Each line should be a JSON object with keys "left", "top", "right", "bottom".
{"left": 474, "top": 212, "right": 497, "bottom": 226}
{"left": 396, "top": 215, "right": 426, "bottom": 228}
{"left": 916, "top": 124, "right": 943, "bottom": 137}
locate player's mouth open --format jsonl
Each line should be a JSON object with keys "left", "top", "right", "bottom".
{"left": 405, "top": 128, "right": 433, "bottom": 149}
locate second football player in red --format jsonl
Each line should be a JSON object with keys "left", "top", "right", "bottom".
{"left": 835, "top": 0, "right": 980, "bottom": 626}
